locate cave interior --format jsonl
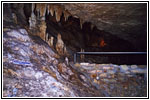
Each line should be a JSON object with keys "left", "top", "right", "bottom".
{"left": 2, "top": 3, "right": 148, "bottom": 97}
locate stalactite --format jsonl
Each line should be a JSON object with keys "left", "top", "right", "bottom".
{"left": 36, "top": 3, "right": 41, "bottom": 19}
{"left": 80, "top": 19, "right": 84, "bottom": 29}
{"left": 47, "top": 5, "right": 50, "bottom": 15}
{"left": 36, "top": 3, "right": 47, "bottom": 20}
{"left": 55, "top": 6, "right": 62, "bottom": 22}
{"left": 40, "top": 3, "right": 47, "bottom": 20}
{"left": 32, "top": 3, "right": 35, "bottom": 12}
{"left": 48, "top": 4, "right": 54, "bottom": 16}
{"left": 63, "top": 10, "right": 71, "bottom": 21}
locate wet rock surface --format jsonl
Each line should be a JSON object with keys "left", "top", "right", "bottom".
{"left": 3, "top": 28, "right": 105, "bottom": 97}
{"left": 3, "top": 28, "right": 147, "bottom": 97}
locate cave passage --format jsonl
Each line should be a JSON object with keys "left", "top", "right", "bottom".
{"left": 3, "top": 3, "right": 148, "bottom": 97}
{"left": 20, "top": 3, "right": 147, "bottom": 65}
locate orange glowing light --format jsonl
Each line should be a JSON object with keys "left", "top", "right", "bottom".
{"left": 100, "top": 39, "right": 107, "bottom": 47}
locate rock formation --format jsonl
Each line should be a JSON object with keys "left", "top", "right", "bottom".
{"left": 56, "top": 33, "right": 64, "bottom": 55}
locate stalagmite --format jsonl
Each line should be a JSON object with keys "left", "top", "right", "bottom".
{"left": 29, "top": 17, "right": 32, "bottom": 29}
{"left": 56, "top": 33, "right": 64, "bottom": 55}
{"left": 49, "top": 36, "right": 54, "bottom": 47}
{"left": 48, "top": 39, "right": 51, "bottom": 46}
{"left": 38, "top": 21, "right": 47, "bottom": 41}
{"left": 46, "top": 33, "right": 49, "bottom": 43}
{"left": 65, "top": 57, "right": 69, "bottom": 65}
{"left": 63, "top": 45, "right": 68, "bottom": 55}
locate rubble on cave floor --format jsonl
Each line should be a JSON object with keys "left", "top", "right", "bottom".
{"left": 3, "top": 28, "right": 147, "bottom": 97}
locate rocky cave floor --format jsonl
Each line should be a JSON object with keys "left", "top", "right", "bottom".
{"left": 3, "top": 27, "right": 147, "bottom": 97}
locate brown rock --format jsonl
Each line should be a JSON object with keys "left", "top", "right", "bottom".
{"left": 103, "top": 66, "right": 113, "bottom": 70}
{"left": 42, "top": 66, "right": 57, "bottom": 79}
{"left": 94, "top": 79, "right": 99, "bottom": 84}
{"left": 53, "top": 54, "right": 60, "bottom": 59}
{"left": 74, "top": 63, "right": 80, "bottom": 67}
{"left": 57, "top": 63, "right": 67, "bottom": 74}
{"left": 91, "top": 74, "right": 97, "bottom": 79}
{"left": 3, "top": 57, "right": 8, "bottom": 62}
{"left": 89, "top": 70, "right": 102, "bottom": 74}
{"left": 38, "top": 21, "right": 47, "bottom": 41}
{"left": 103, "top": 69, "right": 107, "bottom": 73}
{"left": 7, "top": 69, "right": 20, "bottom": 77}
{"left": 99, "top": 73, "right": 107, "bottom": 78}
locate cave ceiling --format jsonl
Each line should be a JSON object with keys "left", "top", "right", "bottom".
{"left": 61, "top": 3, "right": 147, "bottom": 45}
{"left": 3, "top": 3, "right": 147, "bottom": 50}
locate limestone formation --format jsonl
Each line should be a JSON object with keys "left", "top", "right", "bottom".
{"left": 56, "top": 33, "right": 64, "bottom": 55}
{"left": 38, "top": 21, "right": 47, "bottom": 41}
{"left": 49, "top": 36, "right": 54, "bottom": 47}
{"left": 29, "top": 4, "right": 37, "bottom": 30}
{"left": 48, "top": 4, "right": 55, "bottom": 16}
{"left": 29, "top": 13, "right": 37, "bottom": 29}
{"left": 46, "top": 33, "right": 49, "bottom": 43}
{"left": 36, "top": 3, "right": 47, "bottom": 20}
{"left": 63, "top": 10, "right": 71, "bottom": 21}
{"left": 65, "top": 57, "right": 69, "bottom": 65}
{"left": 80, "top": 19, "right": 84, "bottom": 29}
{"left": 55, "top": 6, "right": 62, "bottom": 22}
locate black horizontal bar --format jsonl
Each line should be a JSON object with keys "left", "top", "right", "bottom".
{"left": 77, "top": 52, "right": 147, "bottom": 55}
